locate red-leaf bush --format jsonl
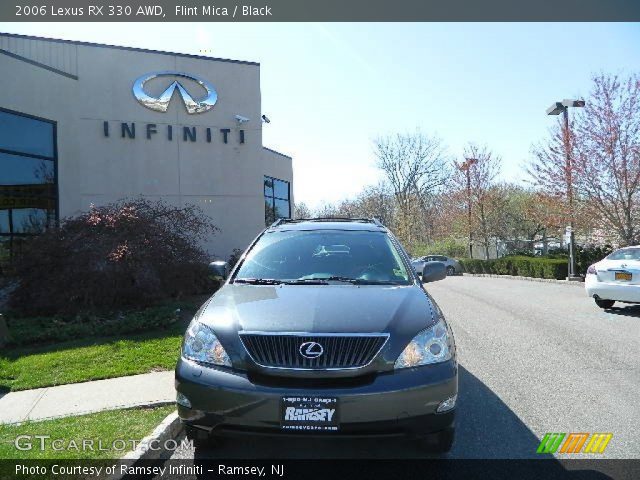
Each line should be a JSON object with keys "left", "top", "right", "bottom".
{"left": 9, "top": 198, "right": 219, "bottom": 314}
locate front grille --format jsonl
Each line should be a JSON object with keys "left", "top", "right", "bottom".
{"left": 246, "top": 372, "right": 377, "bottom": 388}
{"left": 240, "top": 333, "right": 388, "bottom": 369}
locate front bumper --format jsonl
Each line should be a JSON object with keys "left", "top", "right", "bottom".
{"left": 175, "top": 357, "right": 457, "bottom": 437}
{"left": 585, "top": 275, "right": 640, "bottom": 303}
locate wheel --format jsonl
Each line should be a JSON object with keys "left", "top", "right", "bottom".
{"left": 594, "top": 298, "right": 615, "bottom": 309}
{"left": 417, "top": 427, "right": 455, "bottom": 453}
{"left": 446, "top": 266, "right": 455, "bottom": 276}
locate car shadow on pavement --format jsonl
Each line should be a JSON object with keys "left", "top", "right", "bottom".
{"left": 151, "top": 365, "right": 615, "bottom": 480}
{"left": 453, "top": 364, "right": 540, "bottom": 459}
{"left": 603, "top": 305, "right": 640, "bottom": 317}
{"left": 188, "top": 365, "right": 533, "bottom": 459}
{"left": 182, "top": 366, "right": 602, "bottom": 471}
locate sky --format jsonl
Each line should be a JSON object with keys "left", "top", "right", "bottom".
{"left": 1, "top": 22, "right": 639, "bottom": 209}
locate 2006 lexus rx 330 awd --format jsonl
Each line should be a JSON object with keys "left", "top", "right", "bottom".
{"left": 175, "top": 218, "right": 458, "bottom": 452}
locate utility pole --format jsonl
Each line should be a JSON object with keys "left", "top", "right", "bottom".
{"left": 546, "top": 99, "right": 585, "bottom": 281}
{"left": 459, "top": 158, "right": 478, "bottom": 259}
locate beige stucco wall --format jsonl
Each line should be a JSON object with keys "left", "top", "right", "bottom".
{"left": 0, "top": 33, "right": 293, "bottom": 258}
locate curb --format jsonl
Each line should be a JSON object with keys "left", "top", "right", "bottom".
{"left": 107, "top": 410, "right": 184, "bottom": 480}
{"left": 462, "top": 272, "right": 585, "bottom": 286}
{"left": 1, "top": 399, "right": 176, "bottom": 426}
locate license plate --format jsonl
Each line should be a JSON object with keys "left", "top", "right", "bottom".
{"left": 280, "top": 396, "right": 339, "bottom": 431}
{"left": 615, "top": 271, "right": 632, "bottom": 281}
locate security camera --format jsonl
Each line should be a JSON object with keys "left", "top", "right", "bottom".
{"left": 235, "top": 115, "right": 250, "bottom": 124}
{"left": 261, "top": 114, "right": 271, "bottom": 124}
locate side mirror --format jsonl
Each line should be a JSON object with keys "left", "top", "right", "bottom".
{"left": 422, "top": 261, "right": 446, "bottom": 283}
{"left": 208, "top": 261, "right": 229, "bottom": 281}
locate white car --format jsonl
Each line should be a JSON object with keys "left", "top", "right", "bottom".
{"left": 585, "top": 246, "right": 640, "bottom": 309}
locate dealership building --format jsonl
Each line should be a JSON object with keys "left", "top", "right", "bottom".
{"left": 0, "top": 32, "right": 293, "bottom": 258}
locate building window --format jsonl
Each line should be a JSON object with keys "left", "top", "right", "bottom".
{"left": 264, "top": 176, "right": 290, "bottom": 226}
{"left": 0, "top": 108, "right": 57, "bottom": 258}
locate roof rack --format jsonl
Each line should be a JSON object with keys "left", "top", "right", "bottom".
{"left": 269, "top": 217, "right": 384, "bottom": 227}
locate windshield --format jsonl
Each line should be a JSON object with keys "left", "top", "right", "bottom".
{"left": 606, "top": 248, "right": 640, "bottom": 261}
{"left": 234, "top": 230, "right": 411, "bottom": 285}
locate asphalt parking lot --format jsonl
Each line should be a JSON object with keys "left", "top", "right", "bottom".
{"left": 164, "top": 276, "right": 640, "bottom": 462}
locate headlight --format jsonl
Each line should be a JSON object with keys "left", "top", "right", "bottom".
{"left": 182, "top": 321, "right": 232, "bottom": 367}
{"left": 394, "top": 319, "right": 452, "bottom": 369}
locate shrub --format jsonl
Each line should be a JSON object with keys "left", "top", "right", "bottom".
{"left": 575, "top": 244, "right": 614, "bottom": 275}
{"left": 458, "top": 256, "right": 568, "bottom": 280}
{"left": 411, "top": 238, "right": 469, "bottom": 258}
{"left": 3, "top": 301, "right": 197, "bottom": 347}
{"left": 505, "top": 248, "right": 536, "bottom": 257}
{"left": 528, "top": 245, "right": 614, "bottom": 275}
{"left": 9, "top": 198, "right": 219, "bottom": 314}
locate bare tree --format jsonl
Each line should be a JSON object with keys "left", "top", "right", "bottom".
{"left": 304, "top": 183, "right": 396, "bottom": 226}
{"left": 529, "top": 73, "right": 640, "bottom": 246}
{"left": 293, "top": 202, "right": 312, "bottom": 219}
{"left": 575, "top": 73, "right": 640, "bottom": 245}
{"left": 349, "top": 183, "right": 396, "bottom": 226}
{"left": 373, "top": 132, "right": 449, "bottom": 245}
{"left": 498, "top": 185, "right": 564, "bottom": 254}
{"left": 313, "top": 202, "right": 342, "bottom": 219}
{"left": 453, "top": 144, "right": 502, "bottom": 259}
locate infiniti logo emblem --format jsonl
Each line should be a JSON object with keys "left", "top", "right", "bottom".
{"left": 299, "top": 341, "right": 324, "bottom": 359}
{"left": 132, "top": 71, "right": 218, "bottom": 114}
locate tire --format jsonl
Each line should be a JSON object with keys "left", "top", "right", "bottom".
{"left": 417, "top": 427, "right": 455, "bottom": 453}
{"left": 446, "top": 266, "right": 455, "bottom": 276}
{"left": 594, "top": 298, "right": 615, "bottom": 309}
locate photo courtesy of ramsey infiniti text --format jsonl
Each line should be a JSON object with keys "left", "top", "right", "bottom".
{"left": 176, "top": 218, "right": 458, "bottom": 452}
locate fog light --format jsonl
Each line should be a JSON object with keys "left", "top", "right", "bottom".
{"left": 436, "top": 395, "right": 457, "bottom": 413}
{"left": 176, "top": 392, "right": 192, "bottom": 408}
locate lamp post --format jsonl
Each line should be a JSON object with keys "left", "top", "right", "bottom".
{"left": 459, "top": 158, "right": 478, "bottom": 259}
{"left": 546, "top": 99, "right": 585, "bottom": 280}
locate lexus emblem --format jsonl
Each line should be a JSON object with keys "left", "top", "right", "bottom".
{"left": 299, "top": 341, "right": 324, "bottom": 359}
{"left": 132, "top": 71, "right": 218, "bottom": 114}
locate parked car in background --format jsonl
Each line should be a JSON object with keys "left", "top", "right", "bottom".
{"left": 585, "top": 246, "right": 640, "bottom": 309}
{"left": 412, "top": 255, "right": 461, "bottom": 277}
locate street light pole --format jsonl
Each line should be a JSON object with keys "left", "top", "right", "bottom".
{"left": 459, "top": 158, "right": 478, "bottom": 259}
{"left": 562, "top": 106, "right": 576, "bottom": 279}
{"left": 546, "top": 99, "right": 585, "bottom": 280}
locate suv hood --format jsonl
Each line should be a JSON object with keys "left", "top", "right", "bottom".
{"left": 197, "top": 284, "right": 439, "bottom": 337}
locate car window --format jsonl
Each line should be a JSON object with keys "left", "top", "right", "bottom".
{"left": 606, "top": 248, "right": 640, "bottom": 261}
{"left": 235, "top": 230, "right": 411, "bottom": 284}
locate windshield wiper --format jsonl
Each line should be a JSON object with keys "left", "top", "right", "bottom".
{"left": 326, "top": 276, "right": 404, "bottom": 285}
{"left": 290, "top": 276, "right": 400, "bottom": 285}
{"left": 318, "top": 276, "right": 361, "bottom": 283}
{"left": 233, "top": 278, "right": 284, "bottom": 285}
{"left": 283, "top": 278, "right": 330, "bottom": 285}
{"left": 351, "top": 280, "right": 402, "bottom": 285}
{"left": 235, "top": 277, "right": 403, "bottom": 286}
